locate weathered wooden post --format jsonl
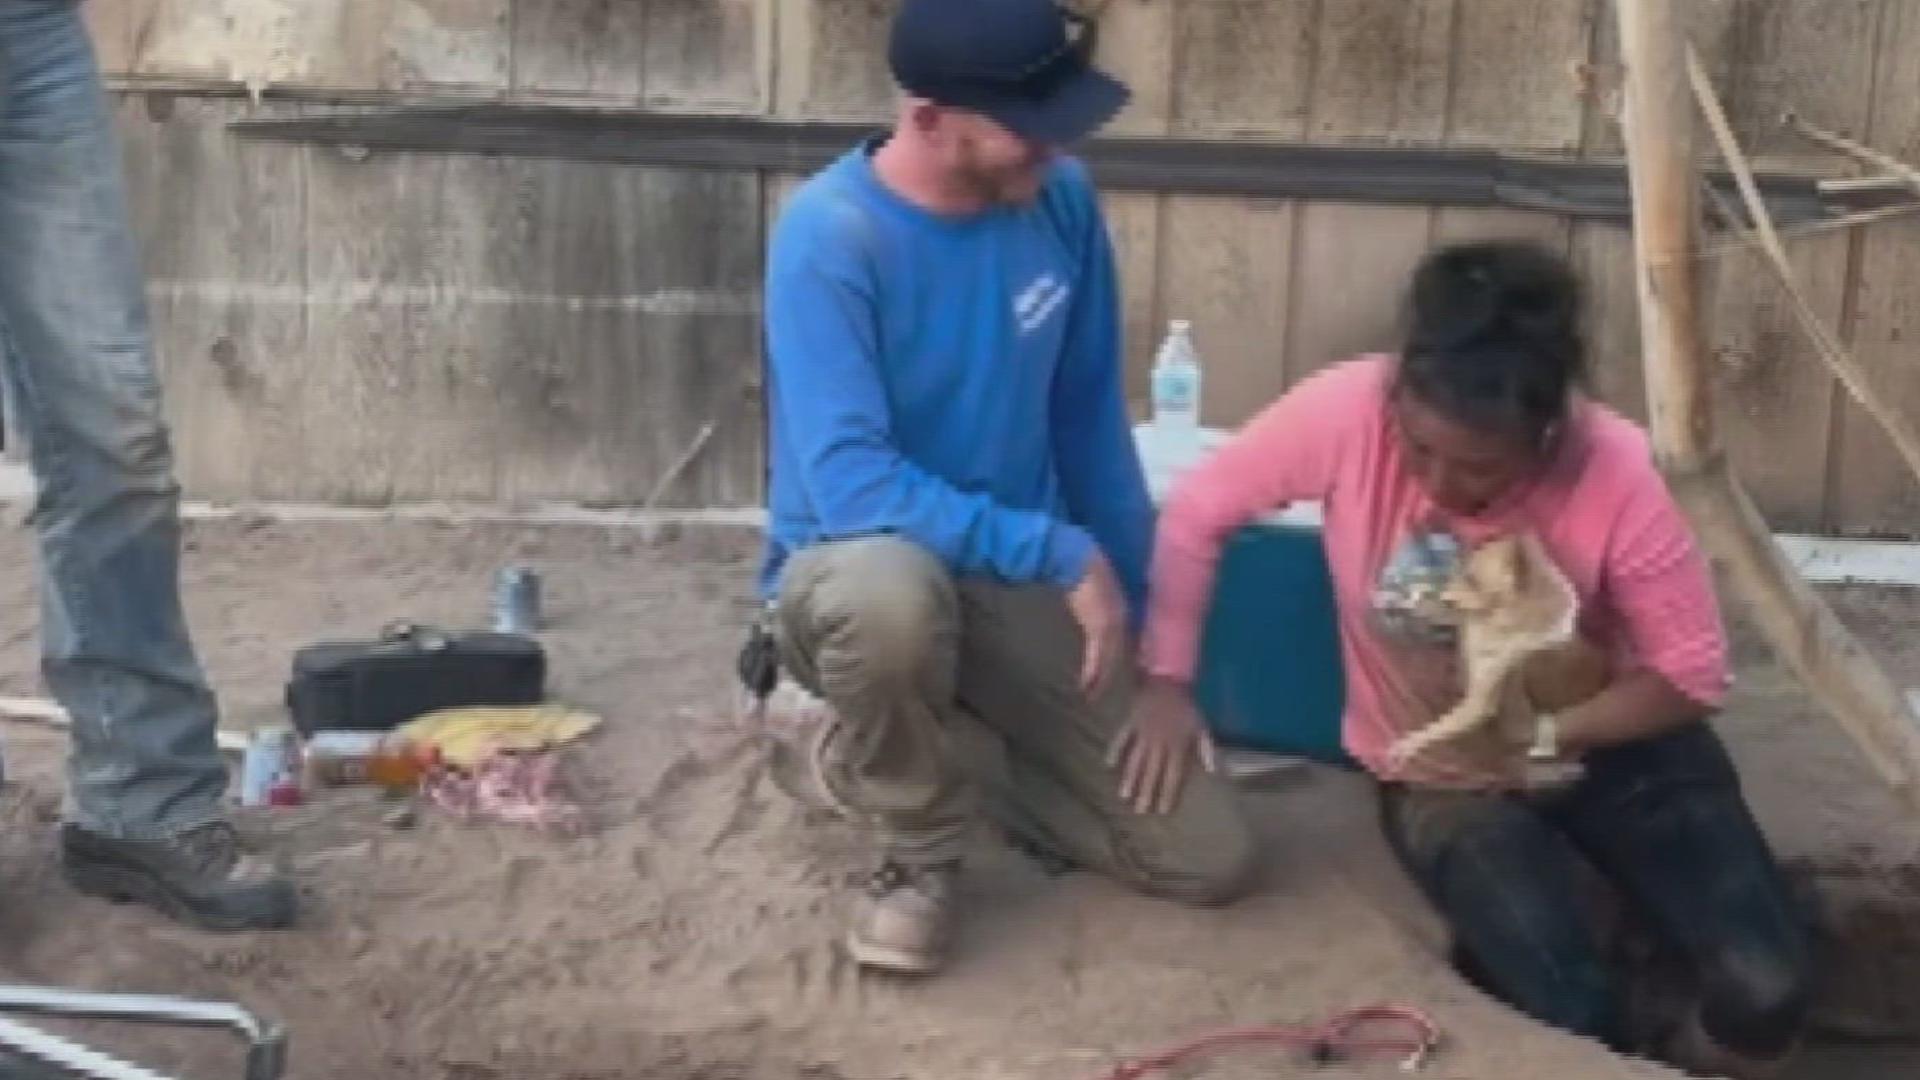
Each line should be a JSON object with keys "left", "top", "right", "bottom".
{"left": 1614, "top": 0, "right": 1920, "bottom": 815}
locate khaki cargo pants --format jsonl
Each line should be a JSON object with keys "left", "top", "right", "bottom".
{"left": 775, "top": 537, "right": 1257, "bottom": 905}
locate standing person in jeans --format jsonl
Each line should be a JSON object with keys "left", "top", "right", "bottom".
{"left": 1143, "top": 241, "right": 1810, "bottom": 1078}
{"left": 761, "top": 0, "right": 1255, "bottom": 974}
{"left": 0, "top": 1, "right": 294, "bottom": 930}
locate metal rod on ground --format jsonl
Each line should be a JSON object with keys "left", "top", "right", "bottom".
{"left": 1611, "top": 4, "right": 1920, "bottom": 814}
{"left": 1785, "top": 111, "right": 1920, "bottom": 197}
{"left": 0, "top": 1015, "right": 178, "bottom": 1080}
{"left": 0, "top": 987, "right": 287, "bottom": 1080}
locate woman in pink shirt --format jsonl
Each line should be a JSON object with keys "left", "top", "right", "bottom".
{"left": 1130, "top": 243, "right": 1809, "bottom": 1077}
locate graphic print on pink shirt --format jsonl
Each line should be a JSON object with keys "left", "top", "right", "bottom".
{"left": 1142, "top": 356, "right": 1730, "bottom": 790}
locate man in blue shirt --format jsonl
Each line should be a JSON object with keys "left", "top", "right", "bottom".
{"left": 762, "top": 0, "right": 1255, "bottom": 974}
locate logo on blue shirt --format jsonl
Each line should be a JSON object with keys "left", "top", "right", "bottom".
{"left": 1013, "top": 273, "right": 1071, "bottom": 335}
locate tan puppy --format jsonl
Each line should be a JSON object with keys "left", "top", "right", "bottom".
{"left": 1388, "top": 533, "right": 1608, "bottom": 771}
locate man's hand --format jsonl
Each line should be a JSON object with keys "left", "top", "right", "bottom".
{"left": 1109, "top": 677, "right": 1218, "bottom": 815}
{"left": 1067, "top": 549, "right": 1128, "bottom": 696}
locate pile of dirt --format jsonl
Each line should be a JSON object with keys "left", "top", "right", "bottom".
{"left": 0, "top": 514, "right": 1884, "bottom": 1079}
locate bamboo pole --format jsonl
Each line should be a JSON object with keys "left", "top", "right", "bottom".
{"left": 1614, "top": 0, "right": 1920, "bottom": 814}
{"left": 1696, "top": 202, "right": 1920, "bottom": 260}
{"left": 1615, "top": 1, "right": 1714, "bottom": 473}
{"left": 1786, "top": 111, "right": 1920, "bottom": 198}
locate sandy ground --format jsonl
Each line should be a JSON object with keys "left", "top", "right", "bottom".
{"left": 0, "top": 512, "right": 1907, "bottom": 1078}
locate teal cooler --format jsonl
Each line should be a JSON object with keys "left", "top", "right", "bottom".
{"left": 1135, "top": 423, "right": 1352, "bottom": 767}
{"left": 1189, "top": 520, "right": 1353, "bottom": 767}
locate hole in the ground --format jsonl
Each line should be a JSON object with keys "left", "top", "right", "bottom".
{"left": 1786, "top": 1043, "right": 1920, "bottom": 1079}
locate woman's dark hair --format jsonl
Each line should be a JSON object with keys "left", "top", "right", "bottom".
{"left": 1397, "top": 240, "right": 1586, "bottom": 449}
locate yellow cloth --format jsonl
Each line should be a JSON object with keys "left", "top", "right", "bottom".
{"left": 394, "top": 704, "right": 601, "bottom": 769}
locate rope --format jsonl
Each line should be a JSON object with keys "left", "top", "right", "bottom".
{"left": 1094, "top": 1004, "right": 1442, "bottom": 1079}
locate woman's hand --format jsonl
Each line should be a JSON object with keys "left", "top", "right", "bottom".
{"left": 1110, "top": 676, "right": 1219, "bottom": 815}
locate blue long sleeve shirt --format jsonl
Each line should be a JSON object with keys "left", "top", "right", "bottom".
{"left": 760, "top": 142, "right": 1154, "bottom": 624}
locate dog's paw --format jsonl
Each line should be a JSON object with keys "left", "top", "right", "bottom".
{"left": 1386, "top": 735, "right": 1427, "bottom": 771}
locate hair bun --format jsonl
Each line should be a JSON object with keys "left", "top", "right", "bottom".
{"left": 1398, "top": 240, "right": 1587, "bottom": 445}
{"left": 1411, "top": 242, "right": 1576, "bottom": 353}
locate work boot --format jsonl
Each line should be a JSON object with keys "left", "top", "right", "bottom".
{"left": 61, "top": 821, "right": 297, "bottom": 932}
{"left": 847, "top": 859, "right": 958, "bottom": 974}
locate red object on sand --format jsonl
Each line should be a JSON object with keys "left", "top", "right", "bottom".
{"left": 422, "top": 751, "right": 584, "bottom": 833}
{"left": 1096, "top": 1004, "right": 1441, "bottom": 1078}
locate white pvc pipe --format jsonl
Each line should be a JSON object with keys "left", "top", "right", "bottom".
{"left": 0, "top": 1015, "right": 177, "bottom": 1080}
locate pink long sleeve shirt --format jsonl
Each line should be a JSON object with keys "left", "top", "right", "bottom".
{"left": 1141, "top": 356, "right": 1730, "bottom": 789}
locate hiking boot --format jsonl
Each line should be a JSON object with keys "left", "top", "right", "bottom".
{"left": 61, "top": 821, "right": 297, "bottom": 932}
{"left": 847, "top": 859, "right": 958, "bottom": 974}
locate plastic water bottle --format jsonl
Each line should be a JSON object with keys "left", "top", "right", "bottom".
{"left": 1151, "top": 319, "right": 1202, "bottom": 432}
{"left": 239, "top": 727, "right": 297, "bottom": 808}
{"left": 492, "top": 565, "right": 542, "bottom": 635}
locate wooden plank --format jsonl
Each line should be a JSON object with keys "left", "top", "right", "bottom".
{"left": 302, "top": 144, "right": 762, "bottom": 506}
{"left": 766, "top": 173, "right": 806, "bottom": 218}
{"left": 642, "top": 0, "right": 770, "bottom": 112}
{"left": 1447, "top": 0, "right": 1593, "bottom": 151}
{"left": 1283, "top": 202, "right": 1431, "bottom": 382}
{"left": 235, "top": 106, "right": 1833, "bottom": 224}
{"left": 1830, "top": 0, "right": 1920, "bottom": 536}
{"left": 1309, "top": 0, "right": 1453, "bottom": 144}
{"left": 1091, "top": 0, "right": 1174, "bottom": 136}
{"left": 116, "top": 96, "right": 310, "bottom": 502}
{"left": 773, "top": 0, "right": 894, "bottom": 121}
{"left": 1571, "top": 222, "right": 1647, "bottom": 425}
{"left": 1719, "top": 0, "right": 1883, "bottom": 165}
{"left": 1707, "top": 232, "right": 1852, "bottom": 532}
{"left": 489, "top": 161, "right": 764, "bottom": 507}
{"left": 82, "top": 0, "right": 136, "bottom": 75}
{"left": 508, "top": 0, "right": 648, "bottom": 102}
{"left": 1280, "top": 0, "right": 1451, "bottom": 386}
{"left": 130, "top": 0, "right": 260, "bottom": 82}
{"left": 1158, "top": 196, "right": 1295, "bottom": 425}
{"left": 299, "top": 144, "right": 516, "bottom": 503}
{"left": 1100, "top": 193, "right": 1163, "bottom": 418}
{"left": 133, "top": 0, "right": 511, "bottom": 93}
{"left": 340, "top": 0, "right": 513, "bottom": 91}
{"left": 1834, "top": 217, "right": 1920, "bottom": 537}
{"left": 1430, "top": 207, "right": 1572, "bottom": 252}
{"left": 1701, "top": 0, "right": 1881, "bottom": 529}
{"left": 1169, "top": 0, "right": 1315, "bottom": 138}
{"left": 1581, "top": 0, "right": 1737, "bottom": 158}
{"left": 510, "top": 0, "right": 767, "bottom": 110}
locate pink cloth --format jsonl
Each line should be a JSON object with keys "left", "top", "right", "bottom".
{"left": 1142, "top": 356, "right": 1730, "bottom": 788}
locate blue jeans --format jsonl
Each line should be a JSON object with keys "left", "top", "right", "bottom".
{"left": 0, "top": 0, "right": 227, "bottom": 838}
{"left": 1379, "top": 724, "right": 1811, "bottom": 1059}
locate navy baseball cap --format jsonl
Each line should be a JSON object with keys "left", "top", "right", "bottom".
{"left": 889, "top": 0, "right": 1132, "bottom": 145}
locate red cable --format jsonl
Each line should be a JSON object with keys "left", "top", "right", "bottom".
{"left": 1095, "top": 1004, "right": 1442, "bottom": 1080}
